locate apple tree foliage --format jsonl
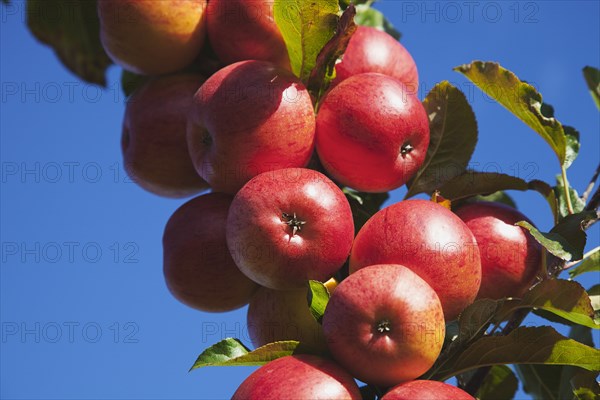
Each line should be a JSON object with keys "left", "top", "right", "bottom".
{"left": 18, "top": 0, "right": 600, "bottom": 398}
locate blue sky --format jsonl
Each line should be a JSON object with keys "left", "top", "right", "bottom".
{"left": 1, "top": 1, "right": 599, "bottom": 399}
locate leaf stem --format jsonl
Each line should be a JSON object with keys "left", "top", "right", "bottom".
{"left": 561, "top": 166, "right": 575, "bottom": 214}
{"left": 581, "top": 162, "right": 600, "bottom": 203}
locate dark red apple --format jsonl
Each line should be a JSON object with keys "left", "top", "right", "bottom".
{"left": 187, "top": 61, "right": 315, "bottom": 194}
{"left": 349, "top": 200, "right": 482, "bottom": 321}
{"left": 98, "top": 0, "right": 207, "bottom": 75}
{"left": 163, "top": 193, "right": 258, "bottom": 312}
{"left": 122, "top": 74, "right": 208, "bottom": 198}
{"left": 247, "top": 285, "right": 330, "bottom": 352}
{"left": 206, "top": 0, "right": 289, "bottom": 68}
{"left": 335, "top": 26, "right": 419, "bottom": 90}
{"left": 322, "top": 264, "right": 445, "bottom": 387}
{"left": 454, "top": 202, "right": 542, "bottom": 299}
{"left": 232, "top": 355, "right": 361, "bottom": 400}
{"left": 226, "top": 168, "right": 354, "bottom": 290}
{"left": 382, "top": 380, "right": 474, "bottom": 400}
{"left": 315, "top": 73, "right": 429, "bottom": 192}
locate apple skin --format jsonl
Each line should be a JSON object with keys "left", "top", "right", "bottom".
{"left": 122, "top": 74, "right": 209, "bottom": 198}
{"left": 315, "top": 73, "right": 429, "bottom": 192}
{"left": 162, "top": 193, "right": 259, "bottom": 312}
{"left": 206, "top": 0, "right": 289, "bottom": 68}
{"left": 226, "top": 168, "right": 354, "bottom": 290}
{"left": 247, "top": 285, "right": 329, "bottom": 352}
{"left": 232, "top": 355, "right": 361, "bottom": 400}
{"left": 349, "top": 200, "right": 482, "bottom": 321}
{"left": 187, "top": 60, "right": 316, "bottom": 194}
{"left": 334, "top": 26, "right": 419, "bottom": 90}
{"left": 382, "top": 380, "right": 474, "bottom": 400}
{"left": 454, "top": 202, "right": 542, "bottom": 300}
{"left": 98, "top": 0, "right": 207, "bottom": 75}
{"left": 322, "top": 264, "right": 445, "bottom": 387}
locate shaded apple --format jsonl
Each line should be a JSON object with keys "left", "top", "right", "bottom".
{"left": 206, "top": 0, "right": 289, "bottom": 68}
{"left": 187, "top": 61, "right": 315, "bottom": 194}
{"left": 315, "top": 73, "right": 429, "bottom": 192}
{"left": 322, "top": 264, "right": 445, "bottom": 387}
{"left": 349, "top": 200, "right": 481, "bottom": 321}
{"left": 382, "top": 380, "right": 474, "bottom": 400}
{"left": 454, "top": 202, "right": 542, "bottom": 299}
{"left": 232, "top": 355, "right": 361, "bottom": 400}
{"left": 335, "top": 26, "right": 419, "bottom": 90}
{"left": 163, "top": 193, "right": 258, "bottom": 312}
{"left": 122, "top": 73, "right": 208, "bottom": 198}
{"left": 98, "top": 0, "right": 207, "bottom": 75}
{"left": 226, "top": 168, "right": 354, "bottom": 290}
{"left": 247, "top": 281, "right": 335, "bottom": 352}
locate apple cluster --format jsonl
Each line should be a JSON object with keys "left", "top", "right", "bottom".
{"left": 98, "top": 0, "right": 543, "bottom": 398}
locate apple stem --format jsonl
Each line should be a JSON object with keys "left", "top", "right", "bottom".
{"left": 282, "top": 212, "right": 306, "bottom": 236}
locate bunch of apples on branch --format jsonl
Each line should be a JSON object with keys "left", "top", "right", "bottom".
{"left": 26, "top": 0, "right": 600, "bottom": 398}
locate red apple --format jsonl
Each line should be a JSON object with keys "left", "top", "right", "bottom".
{"left": 226, "top": 168, "right": 354, "bottom": 290}
{"left": 454, "top": 202, "right": 542, "bottom": 299}
{"left": 98, "top": 0, "right": 207, "bottom": 75}
{"left": 335, "top": 26, "right": 419, "bottom": 90}
{"left": 349, "top": 200, "right": 481, "bottom": 321}
{"left": 315, "top": 73, "right": 429, "bottom": 192}
{"left": 122, "top": 74, "right": 208, "bottom": 198}
{"left": 187, "top": 61, "right": 315, "bottom": 194}
{"left": 206, "top": 0, "right": 289, "bottom": 68}
{"left": 382, "top": 380, "right": 474, "bottom": 400}
{"left": 232, "top": 355, "right": 361, "bottom": 400}
{"left": 247, "top": 285, "right": 328, "bottom": 352}
{"left": 322, "top": 264, "right": 445, "bottom": 387}
{"left": 163, "top": 193, "right": 258, "bottom": 312}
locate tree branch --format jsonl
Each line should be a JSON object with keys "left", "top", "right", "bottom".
{"left": 582, "top": 162, "right": 600, "bottom": 203}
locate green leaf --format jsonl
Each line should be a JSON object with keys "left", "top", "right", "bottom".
{"left": 354, "top": 4, "right": 401, "bottom": 40}
{"left": 343, "top": 189, "right": 389, "bottom": 233}
{"left": 517, "top": 211, "right": 596, "bottom": 261}
{"left": 454, "top": 61, "right": 567, "bottom": 165}
{"left": 121, "top": 70, "right": 150, "bottom": 99}
{"left": 529, "top": 179, "right": 560, "bottom": 224}
{"left": 307, "top": 281, "right": 330, "bottom": 324}
{"left": 471, "top": 191, "right": 517, "bottom": 208}
{"left": 569, "top": 247, "right": 600, "bottom": 279}
{"left": 405, "top": 82, "right": 478, "bottom": 198}
{"left": 583, "top": 66, "right": 600, "bottom": 109}
{"left": 437, "top": 172, "right": 529, "bottom": 201}
{"left": 588, "top": 285, "right": 600, "bottom": 315}
{"left": 496, "top": 279, "right": 599, "bottom": 329}
{"left": 476, "top": 365, "right": 518, "bottom": 400}
{"left": 27, "top": 0, "right": 112, "bottom": 86}
{"left": 570, "top": 370, "right": 600, "bottom": 399}
{"left": 274, "top": 0, "right": 339, "bottom": 82}
{"left": 555, "top": 175, "right": 586, "bottom": 220}
{"left": 307, "top": 5, "right": 357, "bottom": 100}
{"left": 563, "top": 126, "right": 581, "bottom": 169}
{"left": 433, "top": 326, "right": 600, "bottom": 381}
{"left": 190, "top": 339, "right": 306, "bottom": 371}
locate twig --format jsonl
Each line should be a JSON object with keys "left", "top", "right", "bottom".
{"left": 561, "top": 166, "right": 575, "bottom": 214}
{"left": 582, "top": 163, "right": 600, "bottom": 203}
{"left": 584, "top": 186, "right": 600, "bottom": 212}
{"left": 564, "top": 246, "right": 600, "bottom": 270}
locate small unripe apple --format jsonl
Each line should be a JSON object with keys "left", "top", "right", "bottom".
{"left": 350, "top": 200, "right": 482, "bottom": 321}
{"left": 316, "top": 73, "right": 429, "bottom": 192}
{"left": 98, "top": 0, "right": 207, "bottom": 75}
{"left": 122, "top": 74, "right": 208, "bottom": 198}
{"left": 226, "top": 168, "right": 354, "bottom": 290}
{"left": 206, "top": 0, "right": 289, "bottom": 68}
{"left": 187, "top": 61, "right": 315, "bottom": 194}
{"left": 247, "top": 286, "right": 327, "bottom": 352}
{"left": 322, "top": 264, "right": 445, "bottom": 387}
{"left": 335, "top": 26, "right": 419, "bottom": 90}
{"left": 382, "top": 380, "right": 474, "bottom": 400}
{"left": 232, "top": 355, "right": 361, "bottom": 400}
{"left": 454, "top": 202, "right": 542, "bottom": 299}
{"left": 163, "top": 193, "right": 258, "bottom": 312}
